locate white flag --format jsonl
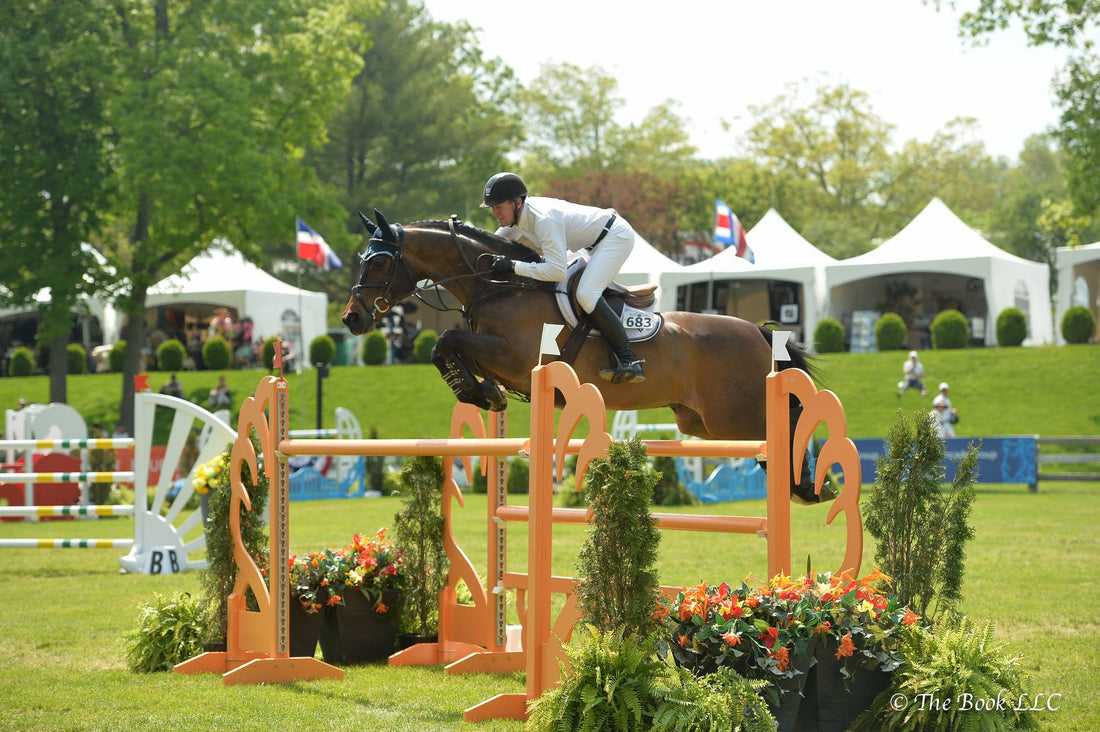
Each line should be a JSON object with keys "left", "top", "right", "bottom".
{"left": 771, "top": 330, "right": 791, "bottom": 362}
{"left": 539, "top": 323, "right": 564, "bottom": 358}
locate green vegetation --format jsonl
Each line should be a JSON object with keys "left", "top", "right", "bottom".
{"left": 813, "top": 317, "right": 845, "bottom": 353}
{"left": 1061, "top": 305, "right": 1096, "bottom": 344}
{"left": 874, "top": 312, "right": 907, "bottom": 351}
{"left": 413, "top": 329, "right": 437, "bottom": 365}
{"left": 200, "top": 335, "right": 231, "bottom": 371}
{"left": 361, "top": 330, "right": 388, "bottom": 365}
{"left": 8, "top": 346, "right": 33, "bottom": 377}
{"left": 930, "top": 309, "right": 970, "bottom": 349}
{"left": 156, "top": 339, "right": 186, "bottom": 372}
{"left": 310, "top": 334, "right": 337, "bottom": 365}
{"left": 996, "top": 307, "right": 1028, "bottom": 347}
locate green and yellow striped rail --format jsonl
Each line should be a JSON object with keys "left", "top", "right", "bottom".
{"left": 0, "top": 505, "right": 134, "bottom": 518}
{"left": 0, "top": 538, "right": 134, "bottom": 549}
{"left": 0, "top": 471, "right": 134, "bottom": 484}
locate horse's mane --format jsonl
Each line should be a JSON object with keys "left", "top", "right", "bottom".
{"left": 410, "top": 219, "right": 541, "bottom": 263}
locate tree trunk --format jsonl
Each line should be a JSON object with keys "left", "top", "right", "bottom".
{"left": 119, "top": 291, "right": 148, "bottom": 436}
{"left": 47, "top": 334, "right": 68, "bottom": 404}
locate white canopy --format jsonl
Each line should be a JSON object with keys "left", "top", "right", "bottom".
{"left": 825, "top": 198, "right": 1054, "bottom": 346}
{"left": 147, "top": 245, "right": 329, "bottom": 366}
{"left": 657, "top": 209, "right": 832, "bottom": 343}
{"left": 617, "top": 233, "right": 684, "bottom": 288}
{"left": 1054, "top": 241, "right": 1100, "bottom": 344}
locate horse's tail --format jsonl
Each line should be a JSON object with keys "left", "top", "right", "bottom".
{"left": 757, "top": 323, "right": 820, "bottom": 385}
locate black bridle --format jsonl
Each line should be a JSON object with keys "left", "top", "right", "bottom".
{"left": 349, "top": 212, "right": 505, "bottom": 323}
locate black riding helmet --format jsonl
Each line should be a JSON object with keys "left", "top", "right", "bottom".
{"left": 480, "top": 172, "right": 527, "bottom": 208}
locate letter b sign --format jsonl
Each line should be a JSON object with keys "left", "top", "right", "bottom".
{"left": 143, "top": 546, "right": 180, "bottom": 575}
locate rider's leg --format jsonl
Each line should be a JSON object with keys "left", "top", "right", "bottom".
{"left": 577, "top": 227, "right": 645, "bottom": 384}
{"left": 587, "top": 297, "right": 645, "bottom": 384}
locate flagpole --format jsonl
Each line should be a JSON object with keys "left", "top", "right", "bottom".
{"left": 298, "top": 254, "right": 305, "bottom": 432}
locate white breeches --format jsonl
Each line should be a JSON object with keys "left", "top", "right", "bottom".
{"left": 576, "top": 221, "right": 634, "bottom": 313}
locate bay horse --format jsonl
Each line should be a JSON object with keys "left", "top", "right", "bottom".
{"left": 341, "top": 210, "right": 823, "bottom": 500}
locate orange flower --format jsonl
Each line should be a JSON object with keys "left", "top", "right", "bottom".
{"left": 721, "top": 630, "right": 740, "bottom": 647}
{"left": 902, "top": 609, "right": 920, "bottom": 626}
{"left": 652, "top": 603, "right": 670, "bottom": 621}
{"left": 325, "top": 593, "right": 342, "bottom": 607}
{"left": 813, "top": 620, "right": 833, "bottom": 634}
{"left": 835, "top": 633, "right": 856, "bottom": 659}
{"left": 375, "top": 601, "right": 388, "bottom": 614}
{"left": 678, "top": 634, "right": 690, "bottom": 648}
{"left": 770, "top": 645, "right": 790, "bottom": 671}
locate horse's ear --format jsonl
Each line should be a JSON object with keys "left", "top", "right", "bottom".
{"left": 357, "top": 210, "right": 377, "bottom": 236}
{"left": 374, "top": 209, "right": 396, "bottom": 242}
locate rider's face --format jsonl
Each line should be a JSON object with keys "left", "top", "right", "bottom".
{"left": 490, "top": 199, "right": 520, "bottom": 228}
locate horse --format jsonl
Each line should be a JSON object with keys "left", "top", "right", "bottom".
{"left": 341, "top": 210, "right": 824, "bottom": 500}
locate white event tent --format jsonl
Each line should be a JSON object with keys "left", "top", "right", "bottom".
{"left": 825, "top": 198, "right": 1053, "bottom": 347}
{"left": 1054, "top": 241, "right": 1100, "bottom": 344}
{"left": 147, "top": 245, "right": 328, "bottom": 366}
{"left": 616, "top": 232, "right": 684, "bottom": 288}
{"left": 657, "top": 209, "right": 834, "bottom": 343}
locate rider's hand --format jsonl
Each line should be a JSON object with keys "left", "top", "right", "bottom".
{"left": 489, "top": 255, "right": 514, "bottom": 276}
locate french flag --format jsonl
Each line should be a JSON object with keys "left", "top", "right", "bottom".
{"left": 714, "top": 199, "right": 754, "bottom": 263}
{"left": 297, "top": 217, "right": 342, "bottom": 270}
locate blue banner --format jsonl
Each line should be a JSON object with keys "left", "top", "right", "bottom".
{"left": 850, "top": 436, "right": 1037, "bottom": 485}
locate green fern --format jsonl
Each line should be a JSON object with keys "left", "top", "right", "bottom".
{"left": 652, "top": 665, "right": 774, "bottom": 732}
{"left": 851, "top": 615, "right": 1038, "bottom": 731}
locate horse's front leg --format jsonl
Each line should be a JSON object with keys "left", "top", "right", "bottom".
{"left": 432, "top": 329, "right": 518, "bottom": 412}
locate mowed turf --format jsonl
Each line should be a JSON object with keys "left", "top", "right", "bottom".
{"left": 0, "top": 343, "right": 1096, "bottom": 730}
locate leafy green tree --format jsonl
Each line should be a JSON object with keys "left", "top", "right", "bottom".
{"left": 0, "top": 0, "right": 116, "bottom": 403}
{"left": 309, "top": 0, "right": 521, "bottom": 237}
{"left": 95, "top": 0, "right": 369, "bottom": 432}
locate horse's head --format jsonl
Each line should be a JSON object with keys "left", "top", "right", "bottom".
{"left": 341, "top": 209, "right": 417, "bottom": 335}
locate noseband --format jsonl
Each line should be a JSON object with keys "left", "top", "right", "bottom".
{"left": 350, "top": 224, "right": 411, "bottom": 321}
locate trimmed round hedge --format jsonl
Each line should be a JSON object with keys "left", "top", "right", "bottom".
{"left": 361, "top": 331, "right": 388, "bottom": 365}
{"left": 109, "top": 341, "right": 127, "bottom": 372}
{"left": 413, "top": 329, "right": 438, "bottom": 364}
{"left": 1061, "top": 305, "right": 1096, "bottom": 344}
{"left": 67, "top": 344, "right": 87, "bottom": 374}
{"left": 261, "top": 337, "right": 279, "bottom": 369}
{"left": 813, "top": 318, "right": 845, "bottom": 354}
{"left": 995, "top": 308, "right": 1027, "bottom": 347}
{"left": 157, "top": 338, "right": 186, "bottom": 372}
{"left": 309, "top": 334, "right": 337, "bottom": 365}
{"left": 874, "top": 313, "right": 908, "bottom": 351}
{"left": 202, "top": 335, "right": 232, "bottom": 371}
{"left": 931, "top": 309, "right": 970, "bottom": 349}
{"left": 8, "top": 346, "right": 35, "bottom": 377}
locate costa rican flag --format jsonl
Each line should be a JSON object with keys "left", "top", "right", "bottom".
{"left": 714, "top": 199, "right": 754, "bottom": 263}
{"left": 297, "top": 217, "right": 342, "bottom": 270}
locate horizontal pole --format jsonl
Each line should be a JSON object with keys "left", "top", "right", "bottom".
{"left": 0, "top": 438, "right": 134, "bottom": 450}
{"left": 1038, "top": 436, "right": 1100, "bottom": 447}
{"left": 0, "top": 472, "right": 134, "bottom": 484}
{"left": 280, "top": 437, "right": 764, "bottom": 461}
{"left": 0, "top": 505, "right": 134, "bottom": 518}
{"left": 494, "top": 504, "right": 766, "bottom": 534}
{"left": 0, "top": 538, "right": 134, "bottom": 549}
{"left": 1037, "top": 453, "right": 1100, "bottom": 464}
{"left": 288, "top": 429, "right": 338, "bottom": 439}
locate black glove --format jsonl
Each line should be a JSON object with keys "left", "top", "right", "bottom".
{"left": 489, "top": 255, "right": 514, "bottom": 275}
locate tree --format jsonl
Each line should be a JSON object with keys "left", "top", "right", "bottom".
{"left": 0, "top": 1, "right": 116, "bottom": 402}
{"left": 930, "top": 0, "right": 1100, "bottom": 214}
{"left": 308, "top": 0, "right": 522, "bottom": 241}
{"left": 95, "top": 0, "right": 369, "bottom": 432}
{"left": 745, "top": 81, "right": 896, "bottom": 258}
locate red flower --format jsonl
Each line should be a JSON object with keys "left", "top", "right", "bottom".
{"left": 759, "top": 626, "right": 779, "bottom": 649}
{"left": 771, "top": 645, "right": 791, "bottom": 671}
{"left": 678, "top": 634, "right": 690, "bottom": 648}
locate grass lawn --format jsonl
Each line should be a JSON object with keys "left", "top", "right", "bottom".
{"left": 0, "top": 344, "right": 1097, "bottom": 729}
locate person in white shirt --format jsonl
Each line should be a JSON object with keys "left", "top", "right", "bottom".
{"left": 932, "top": 382, "right": 958, "bottom": 425}
{"left": 930, "top": 400, "right": 956, "bottom": 438}
{"left": 897, "top": 350, "right": 927, "bottom": 397}
{"left": 480, "top": 172, "right": 644, "bottom": 384}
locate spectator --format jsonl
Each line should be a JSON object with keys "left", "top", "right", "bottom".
{"left": 930, "top": 400, "right": 956, "bottom": 439}
{"left": 207, "top": 375, "right": 231, "bottom": 409}
{"left": 160, "top": 373, "right": 184, "bottom": 398}
{"left": 896, "top": 350, "right": 927, "bottom": 397}
{"left": 16, "top": 397, "right": 28, "bottom": 411}
{"left": 112, "top": 422, "right": 130, "bottom": 439}
{"left": 932, "top": 382, "right": 959, "bottom": 426}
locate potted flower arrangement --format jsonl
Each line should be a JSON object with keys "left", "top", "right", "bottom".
{"left": 287, "top": 550, "right": 332, "bottom": 658}
{"left": 315, "top": 529, "right": 405, "bottom": 664}
{"left": 665, "top": 569, "right": 924, "bottom": 732}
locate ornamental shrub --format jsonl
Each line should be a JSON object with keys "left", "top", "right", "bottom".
{"left": 813, "top": 317, "right": 845, "bottom": 353}
{"left": 202, "top": 335, "right": 232, "bottom": 370}
{"left": 361, "top": 330, "right": 388, "bottom": 365}
{"left": 8, "top": 346, "right": 35, "bottom": 377}
{"left": 66, "top": 344, "right": 87, "bottom": 374}
{"left": 413, "top": 329, "right": 437, "bottom": 364}
{"left": 124, "top": 592, "right": 207, "bottom": 672}
{"left": 309, "top": 334, "right": 336, "bottom": 365}
{"left": 109, "top": 340, "right": 127, "bottom": 372}
{"left": 930, "top": 309, "right": 969, "bottom": 349}
{"left": 157, "top": 338, "right": 186, "bottom": 372}
{"left": 393, "top": 456, "right": 448, "bottom": 637}
{"left": 874, "top": 312, "right": 908, "bottom": 351}
{"left": 995, "top": 307, "right": 1027, "bottom": 347}
{"left": 1061, "top": 305, "right": 1096, "bottom": 344}
{"left": 261, "top": 336, "right": 279, "bottom": 369}
{"left": 576, "top": 437, "right": 661, "bottom": 637}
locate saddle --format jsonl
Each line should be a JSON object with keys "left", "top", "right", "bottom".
{"left": 553, "top": 256, "right": 663, "bottom": 366}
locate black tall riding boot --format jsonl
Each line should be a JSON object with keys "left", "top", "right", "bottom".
{"left": 588, "top": 297, "right": 645, "bottom": 384}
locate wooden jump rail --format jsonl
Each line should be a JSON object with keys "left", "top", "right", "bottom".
{"left": 1036, "top": 436, "right": 1100, "bottom": 488}
{"left": 173, "top": 341, "right": 864, "bottom": 724}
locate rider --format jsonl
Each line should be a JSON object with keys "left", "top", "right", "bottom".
{"left": 480, "top": 172, "right": 645, "bottom": 384}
